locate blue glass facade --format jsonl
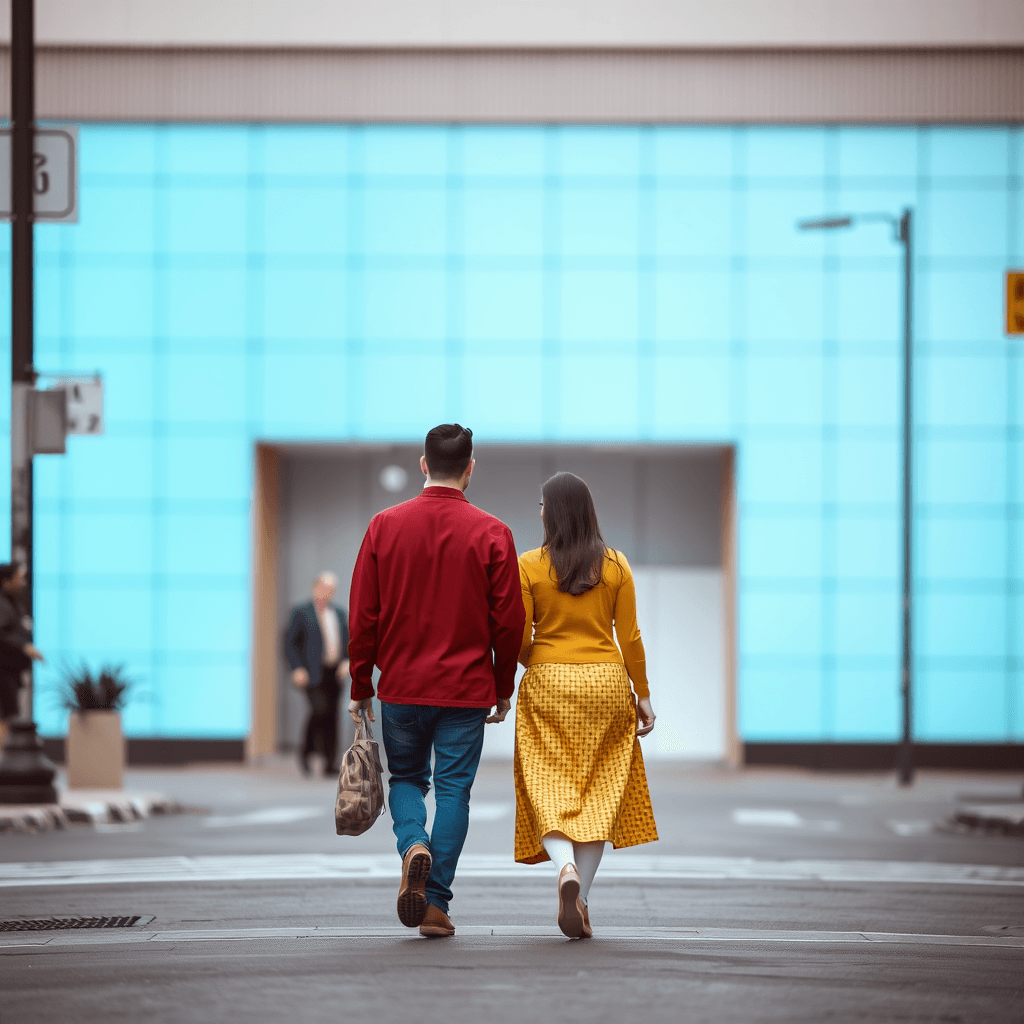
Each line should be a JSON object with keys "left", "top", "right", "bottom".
{"left": 2, "top": 123, "right": 1019, "bottom": 745}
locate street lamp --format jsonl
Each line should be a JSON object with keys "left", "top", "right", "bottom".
{"left": 799, "top": 207, "right": 915, "bottom": 787}
{"left": 0, "top": 0, "right": 58, "bottom": 805}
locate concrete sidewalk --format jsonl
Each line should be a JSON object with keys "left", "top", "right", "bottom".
{"left": 3, "top": 754, "right": 1021, "bottom": 849}
{"left": 0, "top": 752, "right": 345, "bottom": 834}
{"left": 953, "top": 802, "right": 1024, "bottom": 836}
{"left": 0, "top": 789, "right": 192, "bottom": 834}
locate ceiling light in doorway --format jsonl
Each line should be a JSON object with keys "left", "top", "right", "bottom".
{"left": 379, "top": 465, "right": 409, "bottom": 493}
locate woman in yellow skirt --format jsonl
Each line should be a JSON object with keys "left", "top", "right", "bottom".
{"left": 515, "top": 471, "right": 657, "bottom": 939}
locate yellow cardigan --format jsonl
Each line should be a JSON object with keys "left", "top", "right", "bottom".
{"left": 518, "top": 547, "right": 650, "bottom": 698}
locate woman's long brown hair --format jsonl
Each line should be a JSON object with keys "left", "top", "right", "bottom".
{"left": 540, "top": 472, "right": 608, "bottom": 595}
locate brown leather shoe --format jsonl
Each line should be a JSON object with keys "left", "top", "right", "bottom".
{"left": 557, "top": 864, "right": 585, "bottom": 938}
{"left": 419, "top": 903, "right": 456, "bottom": 937}
{"left": 580, "top": 902, "right": 593, "bottom": 939}
{"left": 397, "top": 843, "right": 432, "bottom": 928}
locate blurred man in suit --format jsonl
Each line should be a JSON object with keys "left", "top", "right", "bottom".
{"left": 285, "top": 571, "right": 350, "bottom": 777}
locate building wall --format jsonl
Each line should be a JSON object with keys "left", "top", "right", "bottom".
{"left": 11, "top": 0, "right": 1024, "bottom": 49}
{"left": 6, "top": 48, "right": 1022, "bottom": 124}
{"left": 4, "top": 122, "right": 1021, "bottom": 747}
{"left": 5, "top": 2, "right": 1023, "bottom": 125}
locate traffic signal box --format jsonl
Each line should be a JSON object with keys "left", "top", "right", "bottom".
{"left": 1008, "top": 271, "right": 1024, "bottom": 335}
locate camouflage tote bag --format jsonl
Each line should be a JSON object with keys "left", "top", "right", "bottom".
{"left": 335, "top": 710, "right": 386, "bottom": 836}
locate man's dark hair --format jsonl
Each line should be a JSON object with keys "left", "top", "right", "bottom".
{"left": 424, "top": 424, "right": 474, "bottom": 480}
{"left": 0, "top": 563, "right": 21, "bottom": 586}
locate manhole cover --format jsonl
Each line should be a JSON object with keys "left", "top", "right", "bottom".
{"left": 0, "top": 916, "right": 152, "bottom": 932}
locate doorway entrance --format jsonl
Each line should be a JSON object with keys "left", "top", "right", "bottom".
{"left": 250, "top": 443, "right": 738, "bottom": 763}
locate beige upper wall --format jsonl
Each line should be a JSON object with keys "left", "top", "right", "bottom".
{"left": 8, "top": 0, "right": 1024, "bottom": 49}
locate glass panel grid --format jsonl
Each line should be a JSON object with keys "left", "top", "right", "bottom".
{"left": 9, "top": 123, "right": 1019, "bottom": 742}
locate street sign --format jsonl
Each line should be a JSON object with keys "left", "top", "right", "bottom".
{"left": 29, "top": 388, "right": 66, "bottom": 454}
{"left": 1007, "top": 271, "right": 1024, "bottom": 335}
{"left": 65, "top": 378, "right": 103, "bottom": 434}
{"left": 29, "top": 375, "right": 104, "bottom": 450}
{"left": 0, "top": 126, "right": 78, "bottom": 223}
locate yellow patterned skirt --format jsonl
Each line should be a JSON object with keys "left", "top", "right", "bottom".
{"left": 514, "top": 662, "right": 658, "bottom": 864}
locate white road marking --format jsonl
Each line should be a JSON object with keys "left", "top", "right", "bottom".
{"left": 733, "top": 809, "right": 801, "bottom": 827}
{"left": 2, "top": 853, "right": 1024, "bottom": 889}
{"left": 469, "top": 803, "right": 511, "bottom": 822}
{"left": 887, "top": 820, "right": 934, "bottom": 837}
{"left": 1, "top": 925, "right": 1022, "bottom": 950}
{"left": 732, "top": 809, "right": 840, "bottom": 832}
{"left": 203, "top": 808, "right": 324, "bottom": 829}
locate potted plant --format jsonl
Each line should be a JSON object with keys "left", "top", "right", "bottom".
{"left": 59, "top": 664, "right": 133, "bottom": 790}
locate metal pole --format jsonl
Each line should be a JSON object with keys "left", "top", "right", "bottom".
{"left": 11, "top": 0, "right": 34, "bottom": 712}
{"left": 898, "top": 208, "right": 915, "bottom": 786}
{"left": 11, "top": 0, "right": 34, "bottom": 618}
{"left": 0, "top": 0, "right": 55, "bottom": 805}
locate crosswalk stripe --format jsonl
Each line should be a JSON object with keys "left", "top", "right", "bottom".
{"left": 3, "top": 853, "right": 1023, "bottom": 888}
{"left": 2, "top": 925, "right": 1022, "bottom": 950}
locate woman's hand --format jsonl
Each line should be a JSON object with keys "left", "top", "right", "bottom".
{"left": 636, "top": 697, "right": 656, "bottom": 737}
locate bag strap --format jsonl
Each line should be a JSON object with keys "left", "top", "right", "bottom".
{"left": 359, "top": 708, "right": 386, "bottom": 815}
{"left": 360, "top": 707, "right": 376, "bottom": 741}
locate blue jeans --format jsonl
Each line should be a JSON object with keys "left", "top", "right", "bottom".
{"left": 380, "top": 702, "right": 488, "bottom": 915}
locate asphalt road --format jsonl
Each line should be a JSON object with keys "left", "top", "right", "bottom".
{"left": 2, "top": 760, "right": 1023, "bottom": 1023}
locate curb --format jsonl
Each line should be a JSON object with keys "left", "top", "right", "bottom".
{"left": 0, "top": 793, "right": 193, "bottom": 834}
{"left": 953, "top": 804, "right": 1024, "bottom": 837}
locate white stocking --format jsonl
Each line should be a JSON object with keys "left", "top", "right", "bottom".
{"left": 541, "top": 831, "right": 576, "bottom": 874}
{"left": 573, "top": 840, "right": 606, "bottom": 905}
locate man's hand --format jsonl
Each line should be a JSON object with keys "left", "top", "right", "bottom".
{"left": 485, "top": 698, "right": 512, "bottom": 724}
{"left": 290, "top": 667, "right": 309, "bottom": 688}
{"left": 349, "top": 697, "right": 374, "bottom": 724}
{"left": 23, "top": 644, "right": 43, "bottom": 663}
{"left": 636, "top": 697, "right": 656, "bottom": 737}
{"left": 336, "top": 659, "right": 350, "bottom": 682}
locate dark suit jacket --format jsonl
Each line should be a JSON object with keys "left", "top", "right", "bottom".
{"left": 284, "top": 601, "right": 349, "bottom": 683}
{"left": 0, "top": 591, "right": 31, "bottom": 684}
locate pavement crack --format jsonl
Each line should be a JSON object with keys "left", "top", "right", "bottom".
{"left": 637, "top": 884, "right": 656, "bottom": 926}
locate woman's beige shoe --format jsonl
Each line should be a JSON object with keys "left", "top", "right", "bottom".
{"left": 580, "top": 903, "right": 593, "bottom": 939}
{"left": 557, "top": 864, "right": 585, "bottom": 938}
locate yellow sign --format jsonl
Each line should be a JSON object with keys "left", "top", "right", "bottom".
{"left": 1008, "top": 271, "right": 1024, "bottom": 335}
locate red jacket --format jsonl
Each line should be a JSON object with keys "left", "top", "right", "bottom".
{"left": 348, "top": 487, "right": 526, "bottom": 707}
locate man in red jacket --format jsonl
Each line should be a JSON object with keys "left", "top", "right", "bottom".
{"left": 348, "top": 424, "right": 525, "bottom": 937}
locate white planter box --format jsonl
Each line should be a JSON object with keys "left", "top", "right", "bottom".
{"left": 66, "top": 710, "right": 125, "bottom": 790}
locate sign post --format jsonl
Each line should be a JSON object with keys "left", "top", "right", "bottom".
{"left": 0, "top": 0, "right": 58, "bottom": 805}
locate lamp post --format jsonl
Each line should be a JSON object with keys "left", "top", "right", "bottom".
{"left": 799, "top": 208, "right": 915, "bottom": 787}
{"left": 0, "top": 0, "right": 58, "bottom": 805}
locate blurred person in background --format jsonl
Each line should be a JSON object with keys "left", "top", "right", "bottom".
{"left": 0, "top": 563, "right": 44, "bottom": 748}
{"left": 515, "top": 472, "right": 657, "bottom": 939}
{"left": 348, "top": 424, "right": 525, "bottom": 938}
{"left": 285, "top": 571, "right": 350, "bottom": 777}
